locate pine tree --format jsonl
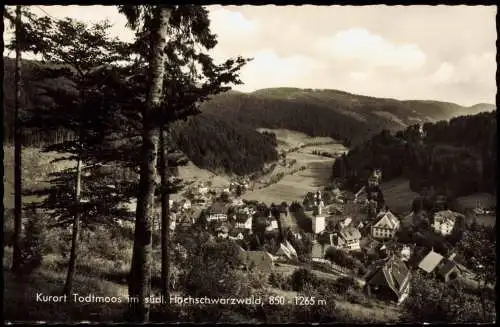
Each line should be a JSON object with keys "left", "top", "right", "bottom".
{"left": 118, "top": 5, "right": 249, "bottom": 321}
{"left": 20, "top": 16, "right": 133, "bottom": 300}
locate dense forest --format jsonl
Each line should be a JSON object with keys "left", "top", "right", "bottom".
{"left": 171, "top": 113, "right": 278, "bottom": 175}
{"left": 3, "top": 58, "right": 278, "bottom": 176}
{"left": 332, "top": 111, "right": 497, "bottom": 198}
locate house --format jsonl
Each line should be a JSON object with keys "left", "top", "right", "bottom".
{"left": 216, "top": 225, "right": 229, "bottom": 239}
{"left": 228, "top": 228, "right": 245, "bottom": 241}
{"left": 235, "top": 213, "right": 252, "bottom": 230}
{"left": 432, "top": 210, "right": 461, "bottom": 236}
{"left": 371, "top": 210, "right": 400, "bottom": 239}
{"left": 239, "top": 250, "right": 274, "bottom": 273}
{"left": 169, "top": 213, "right": 177, "bottom": 231}
{"left": 180, "top": 199, "right": 192, "bottom": 211}
{"left": 364, "top": 256, "right": 411, "bottom": 304}
{"left": 265, "top": 216, "right": 279, "bottom": 232}
{"left": 329, "top": 233, "right": 346, "bottom": 248}
{"left": 400, "top": 245, "right": 411, "bottom": 262}
{"left": 276, "top": 241, "right": 298, "bottom": 260}
{"left": 207, "top": 202, "right": 228, "bottom": 222}
{"left": 197, "top": 183, "right": 209, "bottom": 195}
{"left": 417, "top": 249, "right": 444, "bottom": 274}
{"left": 437, "top": 258, "right": 460, "bottom": 282}
{"left": 338, "top": 226, "right": 361, "bottom": 251}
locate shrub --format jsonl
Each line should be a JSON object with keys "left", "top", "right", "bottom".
{"left": 329, "top": 276, "right": 358, "bottom": 294}
{"left": 3, "top": 208, "right": 15, "bottom": 247}
{"left": 293, "top": 282, "right": 338, "bottom": 322}
{"left": 268, "top": 272, "right": 292, "bottom": 291}
{"left": 18, "top": 210, "right": 46, "bottom": 275}
{"left": 345, "top": 289, "right": 372, "bottom": 307}
{"left": 290, "top": 267, "right": 319, "bottom": 292}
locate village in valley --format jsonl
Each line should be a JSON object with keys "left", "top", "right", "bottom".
{"left": 135, "top": 154, "right": 494, "bottom": 310}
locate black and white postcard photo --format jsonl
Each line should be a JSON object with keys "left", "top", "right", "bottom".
{"left": 2, "top": 4, "right": 496, "bottom": 324}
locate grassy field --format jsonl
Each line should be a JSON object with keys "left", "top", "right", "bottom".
{"left": 256, "top": 128, "right": 340, "bottom": 152}
{"left": 380, "top": 178, "right": 420, "bottom": 215}
{"left": 243, "top": 161, "right": 334, "bottom": 204}
{"left": 243, "top": 133, "right": 347, "bottom": 205}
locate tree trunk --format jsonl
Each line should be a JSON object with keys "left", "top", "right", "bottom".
{"left": 12, "top": 5, "right": 23, "bottom": 273}
{"left": 63, "top": 157, "right": 82, "bottom": 300}
{"left": 128, "top": 7, "right": 170, "bottom": 322}
{"left": 159, "top": 127, "right": 170, "bottom": 301}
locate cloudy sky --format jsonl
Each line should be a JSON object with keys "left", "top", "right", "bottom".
{"left": 4, "top": 5, "right": 497, "bottom": 106}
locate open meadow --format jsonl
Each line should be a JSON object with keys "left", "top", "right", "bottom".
{"left": 243, "top": 133, "right": 347, "bottom": 205}
{"left": 256, "top": 128, "right": 340, "bottom": 152}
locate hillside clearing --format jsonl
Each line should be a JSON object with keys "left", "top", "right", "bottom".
{"left": 256, "top": 128, "right": 339, "bottom": 152}
{"left": 243, "top": 160, "right": 336, "bottom": 205}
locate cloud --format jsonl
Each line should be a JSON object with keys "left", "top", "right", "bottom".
{"left": 209, "top": 8, "right": 259, "bottom": 41}
{"left": 432, "top": 62, "right": 455, "bottom": 83}
{"left": 3, "top": 5, "right": 496, "bottom": 106}
{"left": 349, "top": 71, "right": 370, "bottom": 82}
{"left": 236, "top": 50, "right": 317, "bottom": 91}
{"left": 317, "top": 28, "right": 427, "bottom": 72}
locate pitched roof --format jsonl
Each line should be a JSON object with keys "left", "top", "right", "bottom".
{"left": 374, "top": 211, "right": 399, "bottom": 229}
{"left": 330, "top": 233, "right": 345, "bottom": 247}
{"left": 434, "top": 210, "right": 462, "bottom": 224}
{"left": 339, "top": 226, "right": 361, "bottom": 242}
{"left": 418, "top": 250, "right": 444, "bottom": 273}
{"left": 284, "top": 240, "right": 298, "bottom": 257}
{"left": 366, "top": 256, "right": 410, "bottom": 298}
{"left": 276, "top": 243, "right": 293, "bottom": 259}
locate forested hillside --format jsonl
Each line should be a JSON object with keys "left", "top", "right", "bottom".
{"left": 332, "top": 111, "right": 497, "bottom": 198}
{"left": 200, "top": 87, "right": 495, "bottom": 146}
{"left": 171, "top": 113, "right": 278, "bottom": 175}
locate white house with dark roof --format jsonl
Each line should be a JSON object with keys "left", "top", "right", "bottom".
{"left": 235, "top": 213, "right": 253, "bottom": 230}
{"left": 207, "top": 202, "right": 228, "bottom": 222}
{"left": 371, "top": 210, "right": 400, "bottom": 239}
{"left": 432, "top": 210, "right": 462, "bottom": 236}
{"left": 276, "top": 241, "right": 298, "bottom": 260}
{"left": 338, "top": 226, "right": 362, "bottom": 251}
